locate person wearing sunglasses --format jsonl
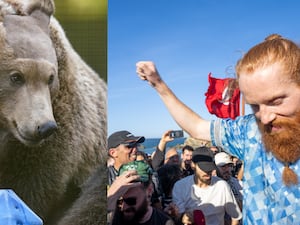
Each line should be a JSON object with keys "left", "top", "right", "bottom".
{"left": 110, "top": 160, "right": 175, "bottom": 225}
{"left": 108, "top": 130, "right": 145, "bottom": 187}
{"left": 136, "top": 34, "right": 300, "bottom": 224}
{"left": 107, "top": 169, "right": 141, "bottom": 224}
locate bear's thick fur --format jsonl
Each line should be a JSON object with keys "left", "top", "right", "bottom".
{"left": 57, "top": 165, "right": 107, "bottom": 225}
{"left": 0, "top": 0, "right": 107, "bottom": 224}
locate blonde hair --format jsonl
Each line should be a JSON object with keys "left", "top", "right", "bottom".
{"left": 236, "top": 34, "right": 300, "bottom": 85}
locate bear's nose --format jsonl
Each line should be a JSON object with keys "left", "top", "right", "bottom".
{"left": 38, "top": 121, "right": 57, "bottom": 139}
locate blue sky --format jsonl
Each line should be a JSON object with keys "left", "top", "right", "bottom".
{"left": 108, "top": 0, "right": 300, "bottom": 138}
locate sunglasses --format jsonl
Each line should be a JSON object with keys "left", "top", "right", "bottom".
{"left": 118, "top": 197, "right": 137, "bottom": 206}
{"left": 122, "top": 142, "right": 138, "bottom": 149}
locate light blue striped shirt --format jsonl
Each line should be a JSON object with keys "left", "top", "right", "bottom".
{"left": 211, "top": 114, "right": 300, "bottom": 225}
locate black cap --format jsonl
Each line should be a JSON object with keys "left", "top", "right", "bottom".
{"left": 192, "top": 146, "right": 216, "bottom": 172}
{"left": 108, "top": 130, "right": 145, "bottom": 149}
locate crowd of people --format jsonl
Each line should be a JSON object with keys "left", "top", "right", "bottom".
{"left": 107, "top": 129, "right": 244, "bottom": 225}
{"left": 107, "top": 34, "right": 300, "bottom": 225}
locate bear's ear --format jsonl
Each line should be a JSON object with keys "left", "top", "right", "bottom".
{"left": 0, "top": 0, "right": 54, "bottom": 17}
{"left": 27, "top": 0, "right": 55, "bottom": 34}
{"left": 29, "top": 9, "right": 51, "bottom": 34}
{"left": 24, "top": 0, "right": 55, "bottom": 16}
{"left": 0, "top": 0, "right": 54, "bottom": 32}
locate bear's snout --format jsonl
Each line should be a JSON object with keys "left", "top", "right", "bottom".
{"left": 37, "top": 120, "right": 57, "bottom": 139}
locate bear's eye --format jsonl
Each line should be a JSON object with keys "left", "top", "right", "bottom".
{"left": 10, "top": 72, "right": 25, "bottom": 85}
{"left": 48, "top": 74, "right": 55, "bottom": 85}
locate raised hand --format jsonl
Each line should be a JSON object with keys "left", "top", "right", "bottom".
{"left": 136, "top": 61, "right": 162, "bottom": 87}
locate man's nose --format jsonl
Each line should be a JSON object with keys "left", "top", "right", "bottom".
{"left": 131, "top": 147, "right": 137, "bottom": 153}
{"left": 257, "top": 105, "right": 276, "bottom": 124}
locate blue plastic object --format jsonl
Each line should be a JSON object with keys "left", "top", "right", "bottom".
{"left": 0, "top": 189, "right": 43, "bottom": 225}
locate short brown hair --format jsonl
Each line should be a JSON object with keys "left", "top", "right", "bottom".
{"left": 182, "top": 145, "right": 194, "bottom": 154}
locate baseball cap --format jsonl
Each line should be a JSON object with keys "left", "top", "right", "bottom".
{"left": 0, "top": 189, "right": 43, "bottom": 225}
{"left": 108, "top": 130, "right": 145, "bottom": 149}
{"left": 214, "top": 152, "right": 233, "bottom": 167}
{"left": 192, "top": 146, "right": 216, "bottom": 172}
{"left": 118, "top": 160, "right": 153, "bottom": 183}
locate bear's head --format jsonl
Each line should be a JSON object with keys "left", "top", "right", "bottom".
{"left": 0, "top": 2, "right": 59, "bottom": 146}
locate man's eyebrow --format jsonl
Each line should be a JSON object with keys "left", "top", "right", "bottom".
{"left": 246, "top": 93, "right": 285, "bottom": 105}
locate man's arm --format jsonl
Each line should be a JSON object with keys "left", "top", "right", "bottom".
{"left": 136, "top": 61, "right": 211, "bottom": 141}
{"left": 151, "top": 130, "right": 173, "bottom": 170}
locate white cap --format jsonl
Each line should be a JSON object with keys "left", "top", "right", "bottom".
{"left": 214, "top": 152, "right": 233, "bottom": 167}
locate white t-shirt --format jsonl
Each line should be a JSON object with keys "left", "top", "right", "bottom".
{"left": 172, "top": 175, "right": 242, "bottom": 225}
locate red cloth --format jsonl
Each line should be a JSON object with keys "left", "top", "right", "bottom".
{"left": 205, "top": 73, "right": 240, "bottom": 119}
{"left": 193, "top": 209, "right": 206, "bottom": 225}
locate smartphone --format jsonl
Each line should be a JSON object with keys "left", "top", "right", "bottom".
{"left": 169, "top": 130, "right": 184, "bottom": 138}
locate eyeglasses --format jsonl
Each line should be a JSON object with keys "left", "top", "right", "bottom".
{"left": 118, "top": 197, "right": 137, "bottom": 206}
{"left": 122, "top": 142, "right": 138, "bottom": 149}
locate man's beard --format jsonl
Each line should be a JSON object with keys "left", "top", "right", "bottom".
{"left": 258, "top": 111, "right": 300, "bottom": 185}
{"left": 121, "top": 197, "right": 148, "bottom": 225}
{"left": 199, "top": 174, "right": 212, "bottom": 185}
{"left": 220, "top": 171, "right": 231, "bottom": 181}
{"left": 258, "top": 112, "right": 300, "bottom": 163}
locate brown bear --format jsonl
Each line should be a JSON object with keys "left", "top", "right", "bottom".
{"left": 0, "top": 0, "right": 107, "bottom": 224}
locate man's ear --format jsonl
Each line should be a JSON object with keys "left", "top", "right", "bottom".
{"left": 146, "top": 181, "right": 154, "bottom": 198}
{"left": 191, "top": 161, "right": 196, "bottom": 170}
{"left": 108, "top": 148, "right": 117, "bottom": 158}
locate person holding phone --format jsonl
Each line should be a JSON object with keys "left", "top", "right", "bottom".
{"left": 151, "top": 130, "right": 175, "bottom": 171}
{"left": 136, "top": 34, "right": 300, "bottom": 224}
